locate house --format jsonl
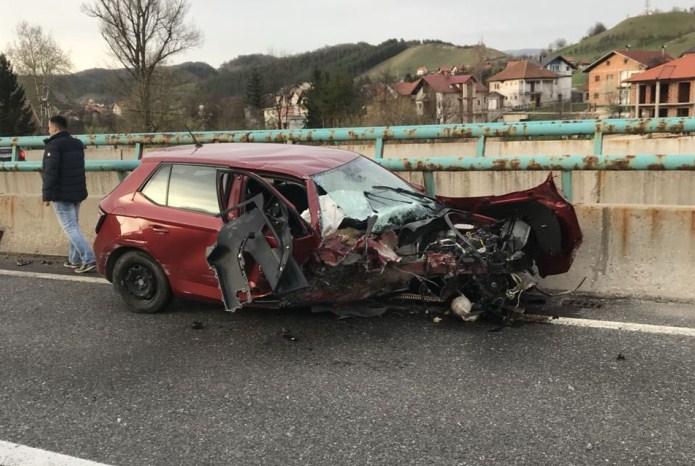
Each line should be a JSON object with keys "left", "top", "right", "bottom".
{"left": 487, "top": 60, "right": 560, "bottom": 109}
{"left": 415, "top": 66, "right": 429, "bottom": 77}
{"left": 395, "top": 73, "right": 489, "bottom": 123}
{"left": 263, "top": 82, "right": 311, "bottom": 129}
{"left": 542, "top": 55, "right": 576, "bottom": 102}
{"left": 627, "top": 49, "right": 695, "bottom": 118}
{"left": 583, "top": 49, "right": 672, "bottom": 109}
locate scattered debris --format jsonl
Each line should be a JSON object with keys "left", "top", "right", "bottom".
{"left": 191, "top": 321, "right": 205, "bottom": 330}
{"left": 15, "top": 259, "right": 32, "bottom": 267}
{"left": 564, "top": 297, "right": 603, "bottom": 309}
{"left": 451, "top": 294, "right": 476, "bottom": 321}
{"left": 281, "top": 328, "right": 298, "bottom": 342}
{"left": 433, "top": 317, "right": 443, "bottom": 324}
{"left": 616, "top": 353, "right": 626, "bottom": 361}
{"left": 40, "top": 259, "right": 53, "bottom": 265}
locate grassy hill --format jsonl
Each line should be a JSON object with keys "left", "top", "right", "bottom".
{"left": 364, "top": 43, "right": 507, "bottom": 79}
{"left": 560, "top": 11, "right": 695, "bottom": 62}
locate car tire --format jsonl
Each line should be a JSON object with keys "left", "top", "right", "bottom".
{"left": 112, "top": 251, "right": 172, "bottom": 313}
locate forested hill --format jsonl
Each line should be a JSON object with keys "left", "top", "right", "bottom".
{"left": 205, "top": 39, "right": 412, "bottom": 96}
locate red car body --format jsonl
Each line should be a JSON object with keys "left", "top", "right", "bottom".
{"left": 94, "top": 143, "right": 582, "bottom": 315}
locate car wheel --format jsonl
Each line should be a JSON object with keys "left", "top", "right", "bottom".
{"left": 112, "top": 251, "right": 172, "bottom": 313}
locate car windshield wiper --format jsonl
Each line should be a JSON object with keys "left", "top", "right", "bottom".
{"left": 371, "top": 185, "right": 438, "bottom": 203}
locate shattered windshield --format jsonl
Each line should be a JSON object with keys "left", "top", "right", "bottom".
{"left": 312, "top": 156, "right": 439, "bottom": 232}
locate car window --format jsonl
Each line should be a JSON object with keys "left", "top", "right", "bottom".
{"left": 168, "top": 164, "right": 219, "bottom": 215}
{"left": 141, "top": 164, "right": 171, "bottom": 205}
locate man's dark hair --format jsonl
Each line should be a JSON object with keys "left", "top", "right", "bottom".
{"left": 49, "top": 115, "right": 68, "bottom": 130}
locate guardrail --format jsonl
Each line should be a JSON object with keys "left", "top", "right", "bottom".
{"left": 2, "top": 117, "right": 695, "bottom": 201}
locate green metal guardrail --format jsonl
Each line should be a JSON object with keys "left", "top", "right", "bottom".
{"left": 2, "top": 117, "right": 695, "bottom": 201}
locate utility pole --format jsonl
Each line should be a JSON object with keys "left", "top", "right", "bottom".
{"left": 645, "top": 0, "right": 651, "bottom": 14}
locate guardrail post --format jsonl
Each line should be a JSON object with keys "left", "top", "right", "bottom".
{"left": 561, "top": 171, "right": 573, "bottom": 201}
{"left": 374, "top": 137, "right": 384, "bottom": 159}
{"left": 134, "top": 143, "right": 144, "bottom": 160}
{"left": 10, "top": 145, "right": 18, "bottom": 162}
{"left": 423, "top": 171, "right": 436, "bottom": 196}
{"left": 476, "top": 135, "right": 486, "bottom": 157}
{"left": 593, "top": 131, "right": 604, "bottom": 159}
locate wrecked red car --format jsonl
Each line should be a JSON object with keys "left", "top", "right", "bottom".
{"left": 94, "top": 143, "right": 582, "bottom": 320}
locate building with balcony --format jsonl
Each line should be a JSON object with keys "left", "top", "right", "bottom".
{"left": 627, "top": 50, "right": 695, "bottom": 118}
{"left": 487, "top": 60, "right": 560, "bottom": 109}
{"left": 584, "top": 49, "right": 672, "bottom": 110}
{"left": 394, "top": 73, "right": 489, "bottom": 123}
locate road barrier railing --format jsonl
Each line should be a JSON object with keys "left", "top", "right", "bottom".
{"left": 3, "top": 117, "right": 695, "bottom": 200}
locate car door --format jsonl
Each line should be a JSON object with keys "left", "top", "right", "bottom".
{"left": 135, "top": 163, "right": 233, "bottom": 300}
{"left": 207, "top": 170, "right": 317, "bottom": 311}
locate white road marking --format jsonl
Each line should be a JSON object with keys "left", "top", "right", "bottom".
{"left": 525, "top": 315, "right": 695, "bottom": 337}
{"left": 0, "top": 269, "right": 108, "bottom": 285}
{"left": 0, "top": 439, "right": 111, "bottom": 466}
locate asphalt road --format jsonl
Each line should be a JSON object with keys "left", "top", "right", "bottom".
{"left": 1, "top": 260, "right": 695, "bottom": 465}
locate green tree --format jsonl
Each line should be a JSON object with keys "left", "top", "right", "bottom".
{"left": 305, "top": 69, "right": 362, "bottom": 128}
{"left": 245, "top": 68, "right": 265, "bottom": 109}
{"left": 0, "top": 54, "right": 36, "bottom": 136}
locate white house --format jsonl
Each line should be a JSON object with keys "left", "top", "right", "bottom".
{"left": 487, "top": 60, "right": 560, "bottom": 109}
{"left": 542, "top": 55, "right": 576, "bottom": 102}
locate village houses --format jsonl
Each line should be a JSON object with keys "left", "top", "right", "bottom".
{"left": 542, "top": 55, "right": 577, "bottom": 103}
{"left": 627, "top": 49, "right": 695, "bottom": 118}
{"left": 394, "top": 71, "right": 489, "bottom": 123}
{"left": 263, "top": 82, "right": 311, "bottom": 129}
{"left": 583, "top": 49, "right": 672, "bottom": 110}
{"left": 487, "top": 60, "right": 561, "bottom": 109}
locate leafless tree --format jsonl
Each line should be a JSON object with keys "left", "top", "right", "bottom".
{"left": 82, "top": 0, "right": 201, "bottom": 131}
{"left": 7, "top": 22, "right": 72, "bottom": 127}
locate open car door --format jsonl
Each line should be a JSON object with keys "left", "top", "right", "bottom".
{"left": 207, "top": 171, "right": 309, "bottom": 311}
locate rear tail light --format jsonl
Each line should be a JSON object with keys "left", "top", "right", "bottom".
{"left": 18, "top": 149, "right": 26, "bottom": 161}
{"left": 95, "top": 208, "right": 108, "bottom": 233}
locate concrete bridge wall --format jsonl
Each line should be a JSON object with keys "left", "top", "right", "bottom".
{"left": 2, "top": 135, "right": 695, "bottom": 301}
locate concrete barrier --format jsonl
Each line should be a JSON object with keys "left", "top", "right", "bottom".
{"left": 3, "top": 135, "right": 695, "bottom": 302}
{"left": 543, "top": 204, "right": 695, "bottom": 302}
{"left": 1, "top": 194, "right": 693, "bottom": 302}
{"left": 0, "top": 195, "right": 100, "bottom": 255}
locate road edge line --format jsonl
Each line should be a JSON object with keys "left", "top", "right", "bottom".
{"left": 0, "top": 439, "right": 112, "bottom": 466}
{"left": 0, "top": 269, "right": 109, "bottom": 285}
{"left": 525, "top": 315, "right": 695, "bottom": 337}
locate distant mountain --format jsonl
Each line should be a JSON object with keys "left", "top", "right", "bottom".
{"left": 363, "top": 43, "right": 508, "bottom": 79}
{"left": 560, "top": 11, "right": 695, "bottom": 62}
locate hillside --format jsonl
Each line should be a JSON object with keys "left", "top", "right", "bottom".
{"left": 205, "top": 39, "right": 411, "bottom": 97}
{"left": 363, "top": 43, "right": 507, "bottom": 79}
{"left": 560, "top": 11, "right": 695, "bottom": 62}
{"left": 44, "top": 62, "right": 218, "bottom": 105}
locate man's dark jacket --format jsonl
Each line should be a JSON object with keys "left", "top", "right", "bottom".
{"left": 42, "top": 131, "right": 88, "bottom": 203}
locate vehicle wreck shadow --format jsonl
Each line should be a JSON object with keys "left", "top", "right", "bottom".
{"left": 160, "top": 296, "right": 534, "bottom": 349}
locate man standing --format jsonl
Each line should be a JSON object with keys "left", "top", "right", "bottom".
{"left": 42, "top": 115, "right": 96, "bottom": 273}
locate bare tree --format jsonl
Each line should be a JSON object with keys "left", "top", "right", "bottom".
{"left": 82, "top": 0, "right": 201, "bottom": 131}
{"left": 7, "top": 22, "right": 72, "bottom": 128}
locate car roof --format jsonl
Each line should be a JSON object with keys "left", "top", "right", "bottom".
{"left": 142, "top": 143, "right": 361, "bottom": 178}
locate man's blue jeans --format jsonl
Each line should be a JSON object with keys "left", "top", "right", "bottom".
{"left": 52, "top": 201, "right": 96, "bottom": 265}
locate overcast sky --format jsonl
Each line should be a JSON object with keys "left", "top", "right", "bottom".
{"left": 0, "top": 0, "right": 692, "bottom": 71}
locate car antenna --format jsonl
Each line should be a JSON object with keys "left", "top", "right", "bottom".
{"left": 184, "top": 125, "right": 203, "bottom": 149}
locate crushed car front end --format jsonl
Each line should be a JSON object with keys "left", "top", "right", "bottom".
{"left": 207, "top": 154, "right": 582, "bottom": 320}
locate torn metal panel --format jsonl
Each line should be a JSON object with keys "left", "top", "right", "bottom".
{"left": 207, "top": 194, "right": 308, "bottom": 311}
